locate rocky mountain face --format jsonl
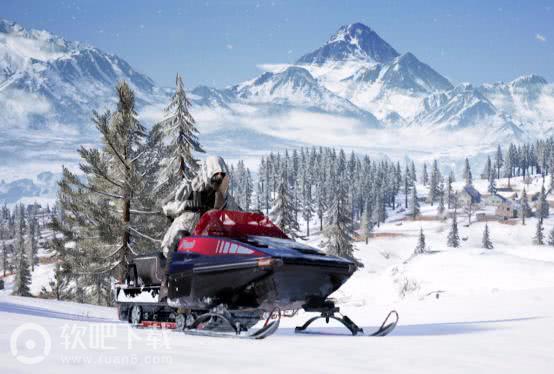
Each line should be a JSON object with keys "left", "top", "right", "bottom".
{"left": 0, "top": 19, "right": 164, "bottom": 138}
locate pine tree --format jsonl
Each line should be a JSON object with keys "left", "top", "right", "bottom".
{"left": 463, "top": 158, "right": 473, "bottom": 186}
{"left": 409, "top": 184, "right": 420, "bottom": 220}
{"left": 537, "top": 184, "right": 549, "bottom": 223}
{"left": 482, "top": 223, "right": 493, "bottom": 249}
{"left": 13, "top": 248, "right": 31, "bottom": 296}
{"left": 521, "top": 188, "right": 530, "bottom": 225}
{"left": 322, "top": 181, "right": 355, "bottom": 261}
{"left": 428, "top": 160, "right": 441, "bottom": 205}
{"left": 156, "top": 73, "right": 204, "bottom": 189}
{"left": 495, "top": 145, "right": 504, "bottom": 179}
{"left": 13, "top": 206, "right": 31, "bottom": 296}
{"left": 534, "top": 219, "right": 545, "bottom": 245}
{"left": 488, "top": 170, "right": 497, "bottom": 194}
{"left": 414, "top": 228, "right": 426, "bottom": 255}
{"left": 410, "top": 161, "right": 417, "bottom": 187}
{"left": 58, "top": 81, "right": 162, "bottom": 283}
{"left": 270, "top": 171, "right": 300, "bottom": 238}
{"left": 422, "top": 163, "right": 429, "bottom": 186}
{"left": 447, "top": 211, "right": 460, "bottom": 248}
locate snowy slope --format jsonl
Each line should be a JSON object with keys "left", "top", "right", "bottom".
{"left": 2, "top": 175, "right": 554, "bottom": 372}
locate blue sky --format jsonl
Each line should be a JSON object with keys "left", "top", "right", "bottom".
{"left": 3, "top": 0, "right": 553, "bottom": 88}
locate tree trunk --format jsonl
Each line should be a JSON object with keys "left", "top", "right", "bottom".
{"left": 121, "top": 195, "right": 131, "bottom": 282}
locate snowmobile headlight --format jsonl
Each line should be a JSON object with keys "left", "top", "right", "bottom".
{"left": 257, "top": 258, "right": 282, "bottom": 268}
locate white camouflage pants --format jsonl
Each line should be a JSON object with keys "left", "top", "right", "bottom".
{"left": 161, "top": 211, "right": 201, "bottom": 257}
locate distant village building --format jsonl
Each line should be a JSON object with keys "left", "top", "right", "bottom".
{"left": 495, "top": 195, "right": 519, "bottom": 220}
{"left": 476, "top": 212, "right": 487, "bottom": 222}
{"left": 459, "top": 185, "right": 481, "bottom": 207}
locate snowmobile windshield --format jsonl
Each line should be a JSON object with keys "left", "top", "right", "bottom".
{"left": 245, "top": 236, "right": 326, "bottom": 256}
{"left": 193, "top": 210, "right": 289, "bottom": 240}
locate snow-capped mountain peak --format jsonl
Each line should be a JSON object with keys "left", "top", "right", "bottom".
{"left": 296, "top": 22, "right": 399, "bottom": 65}
{"left": 509, "top": 74, "right": 548, "bottom": 88}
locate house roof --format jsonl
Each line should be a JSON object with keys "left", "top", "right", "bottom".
{"left": 463, "top": 185, "right": 481, "bottom": 203}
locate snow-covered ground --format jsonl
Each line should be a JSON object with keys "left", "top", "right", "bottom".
{"left": 2, "top": 175, "right": 554, "bottom": 373}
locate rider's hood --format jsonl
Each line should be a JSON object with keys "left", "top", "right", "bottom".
{"left": 192, "top": 156, "right": 229, "bottom": 190}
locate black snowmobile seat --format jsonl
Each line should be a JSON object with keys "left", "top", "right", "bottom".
{"left": 132, "top": 252, "right": 166, "bottom": 286}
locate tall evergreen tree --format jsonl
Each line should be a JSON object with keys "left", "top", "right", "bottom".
{"left": 495, "top": 145, "right": 504, "bottom": 179}
{"left": 414, "top": 228, "right": 426, "bottom": 255}
{"left": 156, "top": 73, "right": 204, "bottom": 190}
{"left": 463, "top": 158, "right": 473, "bottom": 186}
{"left": 58, "top": 81, "right": 161, "bottom": 283}
{"left": 270, "top": 171, "right": 300, "bottom": 238}
{"left": 488, "top": 170, "right": 497, "bottom": 194}
{"left": 322, "top": 176, "right": 355, "bottom": 260}
{"left": 447, "top": 211, "right": 460, "bottom": 248}
{"left": 482, "top": 223, "right": 493, "bottom": 249}
{"left": 534, "top": 219, "right": 545, "bottom": 245}
{"left": 521, "top": 188, "right": 530, "bottom": 225}
{"left": 422, "top": 163, "right": 429, "bottom": 186}
{"left": 428, "top": 160, "right": 441, "bottom": 205}
{"left": 537, "top": 184, "right": 549, "bottom": 223}
{"left": 13, "top": 248, "right": 31, "bottom": 296}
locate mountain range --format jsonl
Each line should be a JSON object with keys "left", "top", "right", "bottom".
{"left": 1, "top": 19, "right": 553, "bottom": 203}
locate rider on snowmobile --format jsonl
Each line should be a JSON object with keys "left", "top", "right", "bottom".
{"left": 161, "top": 155, "right": 240, "bottom": 257}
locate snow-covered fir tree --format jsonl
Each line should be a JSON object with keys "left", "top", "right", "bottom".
{"left": 482, "top": 223, "right": 493, "bottom": 249}
{"left": 534, "top": 219, "right": 545, "bottom": 245}
{"left": 414, "top": 228, "right": 426, "bottom": 255}
{"left": 155, "top": 73, "right": 204, "bottom": 191}
{"left": 463, "top": 158, "right": 473, "bottom": 186}
{"left": 488, "top": 170, "right": 497, "bottom": 194}
{"left": 422, "top": 163, "right": 429, "bottom": 186}
{"left": 428, "top": 160, "right": 441, "bottom": 205}
{"left": 270, "top": 170, "right": 300, "bottom": 238}
{"left": 58, "top": 81, "right": 164, "bottom": 287}
{"left": 13, "top": 205, "right": 31, "bottom": 296}
{"left": 321, "top": 180, "right": 355, "bottom": 261}
{"left": 495, "top": 145, "right": 504, "bottom": 179}
{"left": 521, "top": 188, "right": 530, "bottom": 225}
{"left": 537, "top": 184, "right": 549, "bottom": 223}
{"left": 447, "top": 211, "right": 460, "bottom": 248}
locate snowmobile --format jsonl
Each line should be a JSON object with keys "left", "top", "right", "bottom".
{"left": 115, "top": 210, "right": 398, "bottom": 339}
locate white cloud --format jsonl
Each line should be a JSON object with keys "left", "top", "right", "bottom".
{"left": 226, "top": 44, "right": 233, "bottom": 50}
{"left": 536, "top": 33, "right": 547, "bottom": 42}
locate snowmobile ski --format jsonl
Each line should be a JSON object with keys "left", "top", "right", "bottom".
{"left": 295, "top": 306, "right": 398, "bottom": 337}
{"left": 182, "top": 308, "right": 281, "bottom": 339}
{"left": 182, "top": 318, "right": 280, "bottom": 340}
